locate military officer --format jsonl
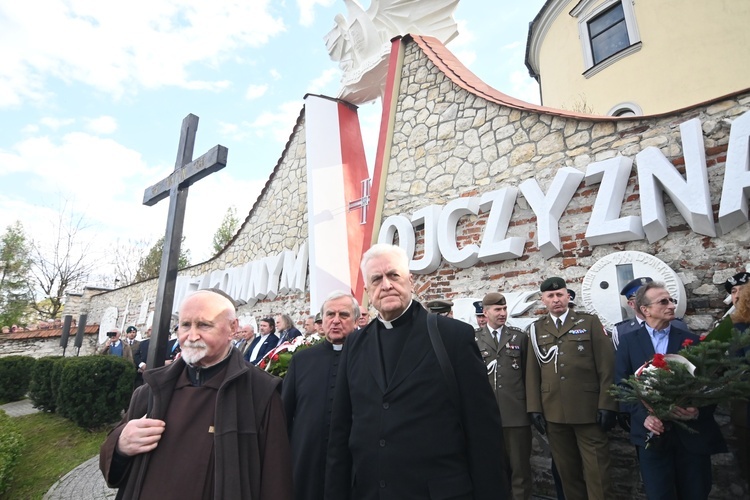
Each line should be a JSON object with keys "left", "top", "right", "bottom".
{"left": 725, "top": 271, "right": 750, "bottom": 306}
{"left": 425, "top": 299, "right": 453, "bottom": 317}
{"left": 474, "top": 300, "right": 488, "bottom": 328}
{"left": 475, "top": 292, "right": 531, "bottom": 500}
{"left": 526, "top": 277, "right": 617, "bottom": 500}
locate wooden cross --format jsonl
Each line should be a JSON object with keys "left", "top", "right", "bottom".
{"left": 347, "top": 178, "right": 371, "bottom": 225}
{"left": 142, "top": 113, "right": 228, "bottom": 369}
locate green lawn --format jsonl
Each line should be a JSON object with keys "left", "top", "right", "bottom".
{"left": 1, "top": 411, "right": 110, "bottom": 500}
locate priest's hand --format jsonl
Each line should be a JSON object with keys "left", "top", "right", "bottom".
{"left": 117, "top": 418, "right": 166, "bottom": 456}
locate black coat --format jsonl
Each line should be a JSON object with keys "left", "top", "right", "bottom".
{"left": 282, "top": 341, "right": 342, "bottom": 500}
{"left": 325, "top": 301, "right": 509, "bottom": 500}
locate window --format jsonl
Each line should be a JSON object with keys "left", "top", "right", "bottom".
{"left": 573, "top": 0, "right": 641, "bottom": 76}
{"left": 607, "top": 102, "right": 643, "bottom": 117}
{"left": 588, "top": 3, "right": 629, "bottom": 65}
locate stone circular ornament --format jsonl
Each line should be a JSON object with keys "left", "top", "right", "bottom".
{"left": 581, "top": 251, "right": 687, "bottom": 330}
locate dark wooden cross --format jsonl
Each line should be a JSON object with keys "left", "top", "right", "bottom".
{"left": 347, "top": 178, "right": 371, "bottom": 224}
{"left": 142, "top": 113, "right": 228, "bottom": 369}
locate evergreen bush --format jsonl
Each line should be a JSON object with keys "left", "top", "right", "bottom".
{"left": 0, "top": 356, "right": 36, "bottom": 402}
{"left": 28, "top": 356, "right": 65, "bottom": 412}
{"left": 0, "top": 411, "right": 23, "bottom": 496}
{"left": 56, "top": 355, "right": 135, "bottom": 429}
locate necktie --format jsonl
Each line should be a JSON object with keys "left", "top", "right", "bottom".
{"left": 555, "top": 318, "right": 562, "bottom": 330}
{"left": 491, "top": 330, "right": 499, "bottom": 347}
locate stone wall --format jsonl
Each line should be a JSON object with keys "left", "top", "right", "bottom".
{"left": 0, "top": 335, "right": 98, "bottom": 358}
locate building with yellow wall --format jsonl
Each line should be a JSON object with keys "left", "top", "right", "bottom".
{"left": 525, "top": 0, "right": 750, "bottom": 116}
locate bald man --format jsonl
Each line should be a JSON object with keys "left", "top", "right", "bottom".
{"left": 100, "top": 290, "right": 293, "bottom": 500}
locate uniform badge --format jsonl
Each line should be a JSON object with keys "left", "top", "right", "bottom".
{"left": 481, "top": 350, "right": 490, "bottom": 358}
{"left": 578, "top": 344, "right": 584, "bottom": 352}
{"left": 569, "top": 329, "right": 588, "bottom": 335}
{"left": 512, "top": 359, "right": 520, "bottom": 370}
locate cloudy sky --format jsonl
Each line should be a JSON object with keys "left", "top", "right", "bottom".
{"left": 0, "top": 0, "right": 544, "bottom": 286}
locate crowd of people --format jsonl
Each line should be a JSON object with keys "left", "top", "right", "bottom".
{"left": 96, "top": 244, "right": 749, "bottom": 500}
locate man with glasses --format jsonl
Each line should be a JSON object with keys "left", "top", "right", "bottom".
{"left": 612, "top": 277, "right": 691, "bottom": 351}
{"left": 615, "top": 281, "right": 726, "bottom": 499}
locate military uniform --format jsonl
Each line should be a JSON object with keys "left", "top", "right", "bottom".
{"left": 526, "top": 309, "right": 617, "bottom": 500}
{"left": 476, "top": 323, "right": 531, "bottom": 500}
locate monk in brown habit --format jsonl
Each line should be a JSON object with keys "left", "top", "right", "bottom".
{"left": 100, "top": 289, "right": 293, "bottom": 500}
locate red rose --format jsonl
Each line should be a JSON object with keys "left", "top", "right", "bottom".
{"left": 651, "top": 353, "right": 669, "bottom": 369}
{"left": 681, "top": 338, "right": 694, "bottom": 348}
{"left": 259, "top": 360, "right": 266, "bottom": 369}
{"left": 272, "top": 354, "right": 279, "bottom": 362}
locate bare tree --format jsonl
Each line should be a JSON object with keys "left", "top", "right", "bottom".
{"left": 30, "top": 203, "right": 96, "bottom": 319}
{"left": 111, "top": 237, "right": 152, "bottom": 286}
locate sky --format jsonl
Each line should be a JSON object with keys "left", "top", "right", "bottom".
{"left": 0, "top": 0, "right": 545, "bottom": 287}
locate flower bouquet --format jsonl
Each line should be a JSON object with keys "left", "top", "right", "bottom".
{"left": 258, "top": 334, "right": 323, "bottom": 378}
{"left": 610, "top": 325, "right": 750, "bottom": 436}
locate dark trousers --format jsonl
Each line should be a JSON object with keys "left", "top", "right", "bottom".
{"left": 637, "top": 437, "right": 713, "bottom": 500}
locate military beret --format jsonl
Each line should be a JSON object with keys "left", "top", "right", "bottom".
{"left": 620, "top": 277, "right": 653, "bottom": 298}
{"left": 126, "top": 325, "right": 137, "bottom": 334}
{"left": 482, "top": 292, "right": 506, "bottom": 307}
{"left": 314, "top": 312, "right": 322, "bottom": 323}
{"left": 426, "top": 300, "right": 453, "bottom": 314}
{"left": 540, "top": 277, "right": 566, "bottom": 293}
{"left": 473, "top": 300, "right": 484, "bottom": 315}
{"left": 724, "top": 272, "right": 750, "bottom": 293}
{"left": 567, "top": 290, "right": 576, "bottom": 304}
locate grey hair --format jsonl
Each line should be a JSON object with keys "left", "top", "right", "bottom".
{"left": 277, "top": 313, "right": 295, "bottom": 331}
{"left": 360, "top": 244, "right": 410, "bottom": 281}
{"left": 634, "top": 281, "right": 666, "bottom": 312}
{"left": 320, "top": 291, "right": 361, "bottom": 320}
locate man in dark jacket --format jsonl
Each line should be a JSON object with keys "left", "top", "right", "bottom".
{"left": 615, "top": 281, "right": 726, "bottom": 499}
{"left": 325, "top": 244, "right": 509, "bottom": 500}
{"left": 282, "top": 291, "right": 359, "bottom": 500}
{"left": 99, "top": 289, "right": 293, "bottom": 500}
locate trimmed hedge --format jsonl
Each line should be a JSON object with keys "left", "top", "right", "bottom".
{"left": 56, "top": 356, "right": 135, "bottom": 429}
{"left": 0, "top": 356, "right": 36, "bottom": 402}
{"left": 0, "top": 411, "right": 23, "bottom": 496}
{"left": 28, "top": 356, "right": 65, "bottom": 412}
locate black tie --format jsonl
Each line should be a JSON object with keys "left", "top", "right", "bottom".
{"left": 555, "top": 318, "right": 562, "bottom": 330}
{"left": 492, "top": 330, "right": 499, "bottom": 347}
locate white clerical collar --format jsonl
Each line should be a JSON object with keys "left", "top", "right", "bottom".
{"left": 377, "top": 300, "right": 414, "bottom": 329}
{"left": 332, "top": 343, "right": 343, "bottom": 351}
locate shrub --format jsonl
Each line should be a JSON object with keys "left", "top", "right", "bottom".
{"left": 0, "top": 356, "right": 36, "bottom": 402}
{"left": 28, "top": 356, "right": 65, "bottom": 412}
{"left": 0, "top": 411, "right": 23, "bottom": 496}
{"left": 56, "top": 356, "right": 135, "bottom": 429}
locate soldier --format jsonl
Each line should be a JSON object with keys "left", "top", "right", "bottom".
{"left": 425, "top": 299, "right": 453, "bottom": 317}
{"left": 475, "top": 292, "right": 532, "bottom": 500}
{"left": 474, "top": 300, "right": 488, "bottom": 328}
{"left": 611, "top": 277, "right": 654, "bottom": 350}
{"left": 725, "top": 271, "right": 750, "bottom": 306}
{"left": 526, "top": 277, "right": 617, "bottom": 500}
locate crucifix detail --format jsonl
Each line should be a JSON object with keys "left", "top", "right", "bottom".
{"left": 347, "top": 178, "right": 371, "bottom": 225}
{"left": 142, "top": 113, "right": 228, "bottom": 369}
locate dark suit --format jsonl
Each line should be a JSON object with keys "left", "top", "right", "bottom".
{"left": 526, "top": 311, "right": 616, "bottom": 500}
{"left": 615, "top": 324, "right": 727, "bottom": 499}
{"left": 277, "top": 327, "right": 302, "bottom": 345}
{"left": 245, "top": 333, "right": 279, "bottom": 365}
{"left": 325, "top": 301, "right": 509, "bottom": 500}
{"left": 475, "top": 325, "right": 531, "bottom": 500}
{"left": 282, "top": 341, "right": 342, "bottom": 500}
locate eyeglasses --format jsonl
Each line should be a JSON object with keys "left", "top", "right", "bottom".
{"left": 648, "top": 297, "right": 677, "bottom": 307}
